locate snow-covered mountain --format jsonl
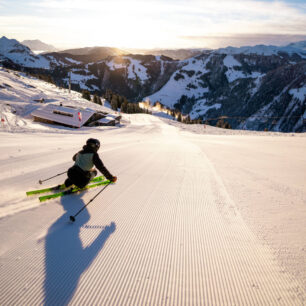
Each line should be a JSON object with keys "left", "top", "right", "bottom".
{"left": 21, "top": 39, "right": 58, "bottom": 53}
{"left": 0, "top": 36, "right": 97, "bottom": 70}
{"left": 146, "top": 52, "right": 305, "bottom": 132}
{"left": 58, "top": 46, "right": 126, "bottom": 62}
{"left": 123, "top": 48, "right": 209, "bottom": 60}
{"left": 0, "top": 36, "right": 50, "bottom": 69}
{"left": 286, "top": 40, "right": 306, "bottom": 51}
{"left": 215, "top": 43, "right": 306, "bottom": 56}
{"left": 86, "top": 54, "right": 180, "bottom": 99}
{"left": 1, "top": 36, "right": 305, "bottom": 132}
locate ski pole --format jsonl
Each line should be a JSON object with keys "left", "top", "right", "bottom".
{"left": 39, "top": 171, "right": 67, "bottom": 184}
{"left": 70, "top": 182, "right": 112, "bottom": 222}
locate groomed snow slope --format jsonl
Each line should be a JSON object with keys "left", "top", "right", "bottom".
{"left": 0, "top": 113, "right": 305, "bottom": 305}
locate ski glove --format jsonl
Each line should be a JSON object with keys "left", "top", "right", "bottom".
{"left": 111, "top": 176, "right": 117, "bottom": 183}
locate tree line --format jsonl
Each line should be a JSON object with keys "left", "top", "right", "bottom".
{"left": 83, "top": 89, "right": 231, "bottom": 128}
{"left": 81, "top": 90, "right": 102, "bottom": 105}
{"left": 104, "top": 89, "right": 151, "bottom": 114}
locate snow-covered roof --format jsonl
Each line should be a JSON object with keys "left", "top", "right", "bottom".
{"left": 31, "top": 104, "right": 95, "bottom": 128}
{"left": 104, "top": 113, "right": 120, "bottom": 120}
{"left": 97, "top": 116, "right": 116, "bottom": 124}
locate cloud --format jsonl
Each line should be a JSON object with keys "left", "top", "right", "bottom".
{"left": 1, "top": 0, "right": 306, "bottom": 48}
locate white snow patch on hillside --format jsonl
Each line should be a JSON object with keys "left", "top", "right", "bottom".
{"left": 126, "top": 58, "right": 148, "bottom": 83}
{"left": 226, "top": 70, "right": 265, "bottom": 83}
{"left": 62, "top": 71, "right": 98, "bottom": 90}
{"left": 5, "top": 52, "right": 49, "bottom": 69}
{"left": 190, "top": 99, "right": 221, "bottom": 119}
{"left": 223, "top": 55, "right": 241, "bottom": 67}
{"left": 70, "top": 72, "right": 97, "bottom": 82}
{"left": 107, "top": 59, "right": 126, "bottom": 70}
{"left": 146, "top": 56, "right": 211, "bottom": 108}
{"left": 223, "top": 55, "right": 265, "bottom": 83}
{"left": 250, "top": 76, "right": 264, "bottom": 96}
{"left": 66, "top": 58, "right": 82, "bottom": 64}
{"left": 289, "top": 87, "right": 306, "bottom": 102}
{"left": 155, "top": 56, "right": 166, "bottom": 75}
{"left": 91, "top": 85, "right": 100, "bottom": 91}
{"left": 181, "top": 55, "right": 211, "bottom": 71}
{"left": 106, "top": 57, "right": 149, "bottom": 83}
{"left": 32, "top": 50, "right": 45, "bottom": 54}
{"left": 46, "top": 56, "right": 69, "bottom": 67}
{"left": 226, "top": 70, "right": 246, "bottom": 83}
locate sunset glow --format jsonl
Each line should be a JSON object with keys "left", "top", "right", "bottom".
{"left": 0, "top": 0, "right": 305, "bottom": 49}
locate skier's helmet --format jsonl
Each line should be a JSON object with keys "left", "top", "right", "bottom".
{"left": 86, "top": 138, "right": 100, "bottom": 151}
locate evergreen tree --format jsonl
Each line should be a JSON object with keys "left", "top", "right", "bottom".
{"left": 93, "top": 94, "right": 99, "bottom": 104}
{"left": 117, "top": 95, "right": 123, "bottom": 109}
{"left": 223, "top": 121, "right": 232, "bottom": 129}
{"left": 121, "top": 101, "right": 128, "bottom": 113}
{"left": 216, "top": 119, "right": 224, "bottom": 128}
{"left": 111, "top": 96, "right": 118, "bottom": 111}
{"left": 82, "top": 90, "right": 91, "bottom": 101}
{"left": 185, "top": 115, "right": 191, "bottom": 124}
{"left": 104, "top": 89, "right": 112, "bottom": 101}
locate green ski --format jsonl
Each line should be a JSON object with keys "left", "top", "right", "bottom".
{"left": 39, "top": 180, "right": 111, "bottom": 202}
{"left": 26, "top": 176, "right": 105, "bottom": 196}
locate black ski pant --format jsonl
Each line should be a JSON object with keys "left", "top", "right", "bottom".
{"left": 65, "top": 165, "right": 97, "bottom": 188}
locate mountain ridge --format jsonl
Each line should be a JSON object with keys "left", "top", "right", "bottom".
{"left": 21, "top": 39, "right": 58, "bottom": 53}
{"left": 0, "top": 36, "right": 305, "bottom": 132}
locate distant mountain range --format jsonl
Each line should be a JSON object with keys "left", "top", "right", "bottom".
{"left": 0, "top": 36, "right": 305, "bottom": 132}
{"left": 123, "top": 48, "right": 208, "bottom": 60}
{"left": 58, "top": 46, "right": 126, "bottom": 62}
{"left": 287, "top": 41, "right": 306, "bottom": 51}
{"left": 19, "top": 39, "right": 206, "bottom": 61}
{"left": 21, "top": 39, "right": 58, "bottom": 53}
{"left": 58, "top": 47, "right": 206, "bottom": 61}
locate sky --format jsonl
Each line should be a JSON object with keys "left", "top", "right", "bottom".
{"left": 0, "top": 0, "right": 306, "bottom": 50}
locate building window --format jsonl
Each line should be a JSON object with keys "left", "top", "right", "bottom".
{"left": 53, "top": 110, "right": 73, "bottom": 117}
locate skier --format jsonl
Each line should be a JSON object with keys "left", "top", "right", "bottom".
{"left": 64, "top": 138, "right": 117, "bottom": 190}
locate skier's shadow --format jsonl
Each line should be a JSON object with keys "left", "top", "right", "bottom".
{"left": 43, "top": 194, "right": 116, "bottom": 305}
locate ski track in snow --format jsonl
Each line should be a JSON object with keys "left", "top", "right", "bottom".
{"left": 0, "top": 115, "right": 305, "bottom": 305}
